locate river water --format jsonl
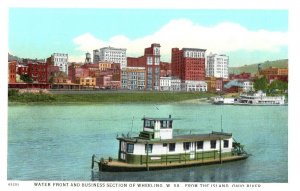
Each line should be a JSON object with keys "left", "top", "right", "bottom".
{"left": 7, "top": 103, "right": 288, "bottom": 182}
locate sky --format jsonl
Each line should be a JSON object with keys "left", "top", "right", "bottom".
{"left": 9, "top": 8, "right": 288, "bottom": 67}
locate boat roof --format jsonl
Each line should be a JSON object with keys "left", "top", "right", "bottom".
{"left": 142, "top": 117, "right": 173, "bottom": 121}
{"left": 117, "top": 131, "right": 232, "bottom": 144}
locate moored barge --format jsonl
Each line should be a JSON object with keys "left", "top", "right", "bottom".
{"left": 92, "top": 115, "right": 249, "bottom": 172}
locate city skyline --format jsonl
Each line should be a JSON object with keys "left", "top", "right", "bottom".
{"left": 9, "top": 9, "right": 288, "bottom": 66}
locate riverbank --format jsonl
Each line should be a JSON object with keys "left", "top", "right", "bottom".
{"left": 8, "top": 90, "right": 216, "bottom": 104}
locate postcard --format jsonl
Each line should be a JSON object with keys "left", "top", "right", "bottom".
{"left": 2, "top": 0, "right": 299, "bottom": 191}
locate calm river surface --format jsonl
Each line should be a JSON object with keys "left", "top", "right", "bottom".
{"left": 8, "top": 103, "right": 288, "bottom": 182}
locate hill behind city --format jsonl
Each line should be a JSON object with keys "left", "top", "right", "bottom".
{"left": 229, "top": 59, "right": 288, "bottom": 75}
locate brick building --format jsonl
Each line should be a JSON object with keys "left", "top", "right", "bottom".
{"left": 160, "top": 61, "right": 171, "bottom": 77}
{"left": 171, "top": 48, "right": 206, "bottom": 81}
{"left": 229, "top": 72, "right": 252, "bottom": 80}
{"left": 8, "top": 61, "right": 17, "bottom": 83}
{"left": 127, "top": 43, "right": 161, "bottom": 90}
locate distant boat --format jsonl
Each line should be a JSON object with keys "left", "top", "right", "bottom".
{"left": 92, "top": 115, "right": 249, "bottom": 172}
{"left": 212, "top": 91, "right": 286, "bottom": 106}
{"left": 212, "top": 97, "right": 236, "bottom": 105}
{"left": 234, "top": 91, "right": 286, "bottom": 106}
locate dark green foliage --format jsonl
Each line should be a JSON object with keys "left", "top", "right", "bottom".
{"left": 8, "top": 91, "right": 56, "bottom": 103}
{"left": 8, "top": 91, "right": 215, "bottom": 104}
{"left": 20, "top": 74, "right": 33, "bottom": 83}
{"left": 268, "top": 80, "right": 288, "bottom": 94}
{"left": 254, "top": 76, "right": 268, "bottom": 92}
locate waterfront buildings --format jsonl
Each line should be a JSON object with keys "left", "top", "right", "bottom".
{"left": 258, "top": 67, "right": 288, "bottom": 83}
{"left": 93, "top": 46, "right": 127, "bottom": 69}
{"left": 171, "top": 47, "right": 206, "bottom": 81}
{"left": 49, "top": 53, "right": 69, "bottom": 74}
{"left": 206, "top": 53, "right": 229, "bottom": 79}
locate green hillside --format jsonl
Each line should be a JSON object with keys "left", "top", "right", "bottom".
{"left": 229, "top": 59, "right": 288, "bottom": 74}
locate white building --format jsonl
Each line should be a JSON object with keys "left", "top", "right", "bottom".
{"left": 93, "top": 46, "right": 127, "bottom": 69}
{"left": 160, "top": 77, "right": 171, "bottom": 91}
{"left": 51, "top": 53, "right": 68, "bottom": 74}
{"left": 170, "top": 78, "right": 181, "bottom": 91}
{"left": 206, "top": 53, "right": 229, "bottom": 79}
{"left": 242, "top": 81, "right": 254, "bottom": 92}
{"left": 182, "top": 80, "right": 207, "bottom": 92}
{"left": 160, "top": 77, "right": 182, "bottom": 91}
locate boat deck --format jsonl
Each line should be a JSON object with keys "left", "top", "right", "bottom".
{"left": 99, "top": 155, "right": 248, "bottom": 171}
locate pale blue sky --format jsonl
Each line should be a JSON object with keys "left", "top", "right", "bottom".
{"left": 9, "top": 9, "right": 288, "bottom": 66}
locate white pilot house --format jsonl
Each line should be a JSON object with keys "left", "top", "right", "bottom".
{"left": 95, "top": 115, "right": 248, "bottom": 171}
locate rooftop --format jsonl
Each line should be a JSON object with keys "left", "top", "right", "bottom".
{"left": 117, "top": 131, "right": 232, "bottom": 144}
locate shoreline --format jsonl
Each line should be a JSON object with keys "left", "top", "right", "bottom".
{"left": 8, "top": 91, "right": 216, "bottom": 105}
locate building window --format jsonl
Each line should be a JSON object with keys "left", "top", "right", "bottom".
{"left": 169, "top": 143, "right": 175, "bottom": 152}
{"left": 183, "top": 142, "right": 191, "bottom": 151}
{"left": 196, "top": 141, "right": 203, "bottom": 149}
{"left": 126, "top": 143, "right": 134, "bottom": 153}
{"left": 223, "top": 140, "right": 229, "bottom": 148}
{"left": 163, "top": 143, "right": 168, "bottom": 147}
{"left": 210, "top": 140, "right": 216, "bottom": 149}
{"left": 145, "top": 144, "right": 153, "bottom": 153}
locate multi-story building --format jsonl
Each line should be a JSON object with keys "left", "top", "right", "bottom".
{"left": 206, "top": 53, "right": 229, "bottom": 79}
{"left": 8, "top": 61, "right": 17, "bottom": 83}
{"left": 259, "top": 67, "right": 288, "bottom": 76}
{"left": 50, "top": 53, "right": 69, "bottom": 74}
{"left": 258, "top": 67, "right": 288, "bottom": 83}
{"left": 121, "top": 67, "right": 146, "bottom": 90}
{"left": 160, "top": 77, "right": 171, "bottom": 91}
{"left": 127, "top": 43, "right": 161, "bottom": 91}
{"left": 171, "top": 47, "right": 206, "bottom": 81}
{"left": 27, "top": 62, "right": 48, "bottom": 83}
{"left": 170, "top": 78, "right": 182, "bottom": 91}
{"left": 182, "top": 80, "right": 207, "bottom": 92}
{"left": 68, "top": 63, "right": 89, "bottom": 83}
{"left": 93, "top": 46, "right": 127, "bottom": 69}
{"left": 229, "top": 72, "right": 251, "bottom": 80}
{"left": 77, "top": 77, "right": 96, "bottom": 87}
{"left": 144, "top": 43, "right": 161, "bottom": 90}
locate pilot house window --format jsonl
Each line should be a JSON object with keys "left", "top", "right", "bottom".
{"left": 160, "top": 120, "right": 168, "bottom": 128}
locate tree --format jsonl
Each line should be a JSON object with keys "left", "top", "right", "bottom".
{"left": 254, "top": 76, "right": 268, "bottom": 92}
{"left": 20, "top": 74, "right": 33, "bottom": 83}
{"left": 269, "top": 80, "right": 288, "bottom": 93}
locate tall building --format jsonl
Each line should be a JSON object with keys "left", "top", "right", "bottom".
{"left": 127, "top": 43, "right": 161, "bottom": 90}
{"left": 93, "top": 46, "right": 127, "bottom": 69}
{"left": 171, "top": 48, "right": 206, "bottom": 81}
{"left": 50, "top": 53, "right": 69, "bottom": 74}
{"left": 144, "top": 43, "right": 161, "bottom": 90}
{"left": 206, "top": 53, "right": 229, "bottom": 79}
